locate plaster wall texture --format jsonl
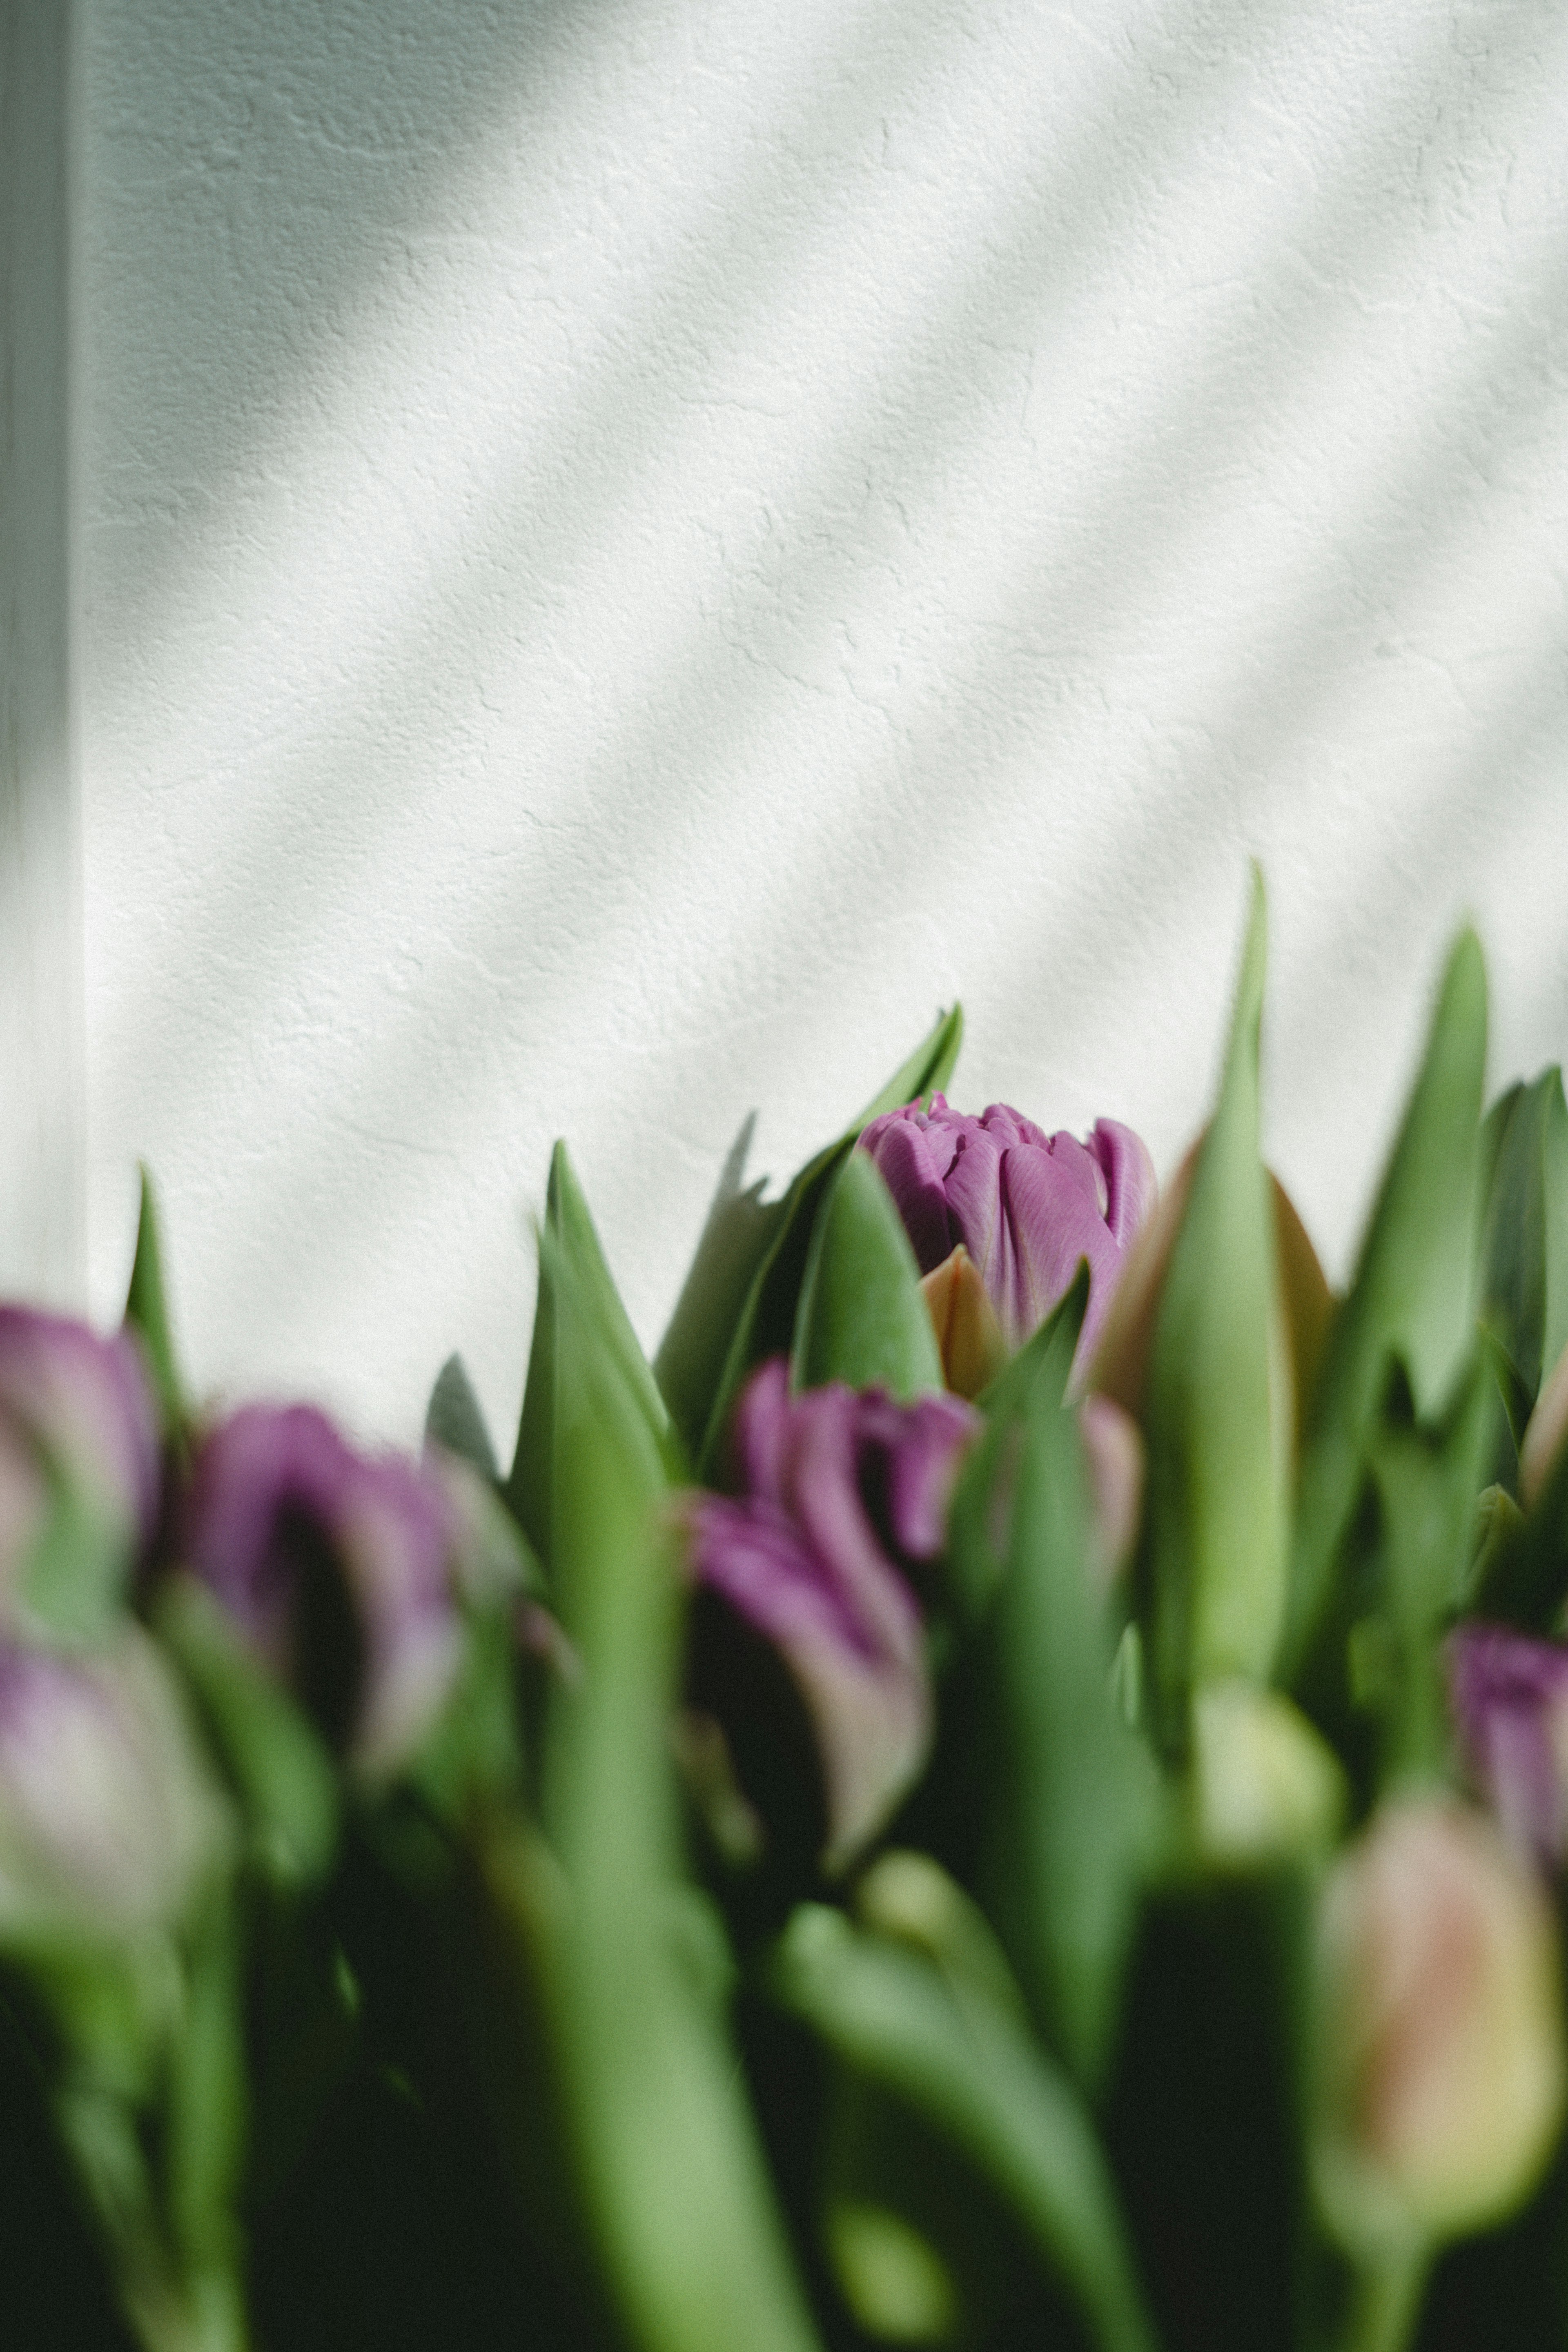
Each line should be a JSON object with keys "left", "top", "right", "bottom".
{"left": 77, "top": 0, "right": 1568, "bottom": 1451}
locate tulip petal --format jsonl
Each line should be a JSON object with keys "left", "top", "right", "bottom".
{"left": 858, "top": 1114, "right": 957, "bottom": 1276}
{"left": 1089, "top": 1121, "right": 1159, "bottom": 1252}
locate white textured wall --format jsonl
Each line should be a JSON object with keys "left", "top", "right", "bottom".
{"left": 78, "top": 0, "right": 1568, "bottom": 1450}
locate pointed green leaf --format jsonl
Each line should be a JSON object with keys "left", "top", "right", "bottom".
{"left": 1365, "top": 1357, "right": 1497, "bottom": 1789}
{"left": 124, "top": 1165, "right": 186, "bottom": 1436}
{"left": 508, "top": 1143, "right": 671, "bottom": 1577}
{"left": 1283, "top": 931, "right": 1487, "bottom": 1679}
{"left": 980, "top": 1298, "right": 1159, "bottom": 2088}
{"left": 655, "top": 1117, "right": 784, "bottom": 1454}
{"left": 1477, "top": 1069, "right": 1568, "bottom": 1421}
{"left": 853, "top": 1003, "right": 964, "bottom": 1129}
{"left": 1143, "top": 871, "right": 1288, "bottom": 1736}
{"left": 942, "top": 1274, "right": 1088, "bottom": 1628}
{"left": 538, "top": 1234, "right": 823, "bottom": 2352}
{"left": 424, "top": 1353, "right": 500, "bottom": 1481}
{"left": 768, "top": 1904, "right": 1158, "bottom": 2352}
{"left": 791, "top": 1152, "right": 943, "bottom": 1398}
{"left": 1544, "top": 1077, "right": 1568, "bottom": 1386}
{"left": 693, "top": 1007, "right": 962, "bottom": 1477}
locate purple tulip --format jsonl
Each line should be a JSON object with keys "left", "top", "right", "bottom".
{"left": 857, "top": 1096, "right": 1156, "bottom": 1374}
{"left": 180, "top": 1403, "right": 469, "bottom": 1777}
{"left": 0, "top": 1628, "right": 229, "bottom": 1935}
{"left": 684, "top": 1359, "right": 978, "bottom": 1873}
{"left": 0, "top": 1307, "right": 160, "bottom": 1628}
{"left": 1449, "top": 1624, "right": 1568, "bottom": 1869}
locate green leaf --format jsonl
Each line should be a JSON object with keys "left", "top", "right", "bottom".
{"left": 854, "top": 1004, "right": 964, "bottom": 1129}
{"left": 768, "top": 1904, "right": 1158, "bottom": 2352}
{"left": 16, "top": 1474, "right": 135, "bottom": 1648}
{"left": 1364, "top": 1356, "right": 1497, "bottom": 1789}
{"left": 124, "top": 1165, "right": 187, "bottom": 1438}
{"left": 1470, "top": 1428, "right": 1568, "bottom": 1634}
{"left": 508, "top": 1143, "right": 672, "bottom": 1578}
{"left": 1142, "top": 870, "right": 1288, "bottom": 1737}
{"left": 424, "top": 1353, "right": 500, "bottom": 1481}
{"left": 654, "top": 1117, "right": 783, "bottom": 1455}
{"left": 1477, "top": 1071, "right": 1568, "bottom": 1439}
{"left": 978, "top": 1289, "right": 1159, "bottom": 2089}
{"left": 791, "top": 1151, "right": 943, "bottom": 1398}
{"left": 154, "top": 1579, "right": 339, "bottom": 1888}
{"left": 1283, "top": 931, "right": 1488, "bottom": 1681}
{"left": 535, "top": 1232, "right": 823, "bottom": 2352}
{"left": 943, "top": 1278, "right": 1089, "bottom": 1630}
{"left": 692, "top": 1007, "right": 962, "bottom": 1478}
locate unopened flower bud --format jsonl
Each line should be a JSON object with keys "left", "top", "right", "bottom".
{"left": 181, "top": 1404, "right": 467, "bottom": 1777}
{"left": 0, "top": 1629, "right": 229, "bottom": 1938}
{"left": 859, "top": 1098, "right": 1156, "bottom": 1376}
{"left": 1314, "top": 1799, "right": 1566, "bottom": 2254}
{"left": 0, "top": 1309, "right": 159, "bottom": 1638}
{"left": 684, "top": 1362, "right": 977, "bottom": 1874}
{"left": 1448, "top": 1624, "right": 1568, "bottom": 1869}
{"left": 1189, "top": 1682, "right": 1343, "bottom": 1867}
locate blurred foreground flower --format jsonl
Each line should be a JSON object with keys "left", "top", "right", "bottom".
{"left": 1314, "top": 1798, "right": 1566, "bottom": 2256}
{"left": 684, "top": 1360, "right": 977, "bottom": 1874}
{"left": 179, "top": 1403, "right": 467, "bottom": 1778}
{"left": 858, "top": 1097, "right": 1155, "bottom": 1375}
{"left": 1449, "top": 1624, "right": 1568, "bottom": 1870}
{"left": 0, "top": 1307, "right": 159, "bottom": 1638}
{"left": 0, "top": 1627, "right": 229, "bottom": 1940}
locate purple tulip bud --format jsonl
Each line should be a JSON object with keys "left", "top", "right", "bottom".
{"left": 684, "top": 1360, "right": 978, "bottom": 1874}
{"left": 857, "top": 1097, "right": 1156, "bottom": 1374}
{"left": 0, "top": 1308, "right": 159, "bottom": 1627}
{"left": 1448, "top": 1624, "right": 1568, "bottom": 1869}
{"left": 180, "top": 1404, "right": 467, "bottom": 1778}
{"left": 0, "top": 1628, "right": 229, "bottom": 1936}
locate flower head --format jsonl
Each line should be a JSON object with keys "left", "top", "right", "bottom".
{"left": 1449, "top": 1624, "right": 1568, "bottom": 1869}
{"left": 180, "top": 1403, "right": 468, "bottom": 1777}
{"left": 0, "top": 1628, "right": 229, "bottom": 1938}
{"left": 0, "top": 1308, "right": 160, "bottom": 1637}
{"left": 684, "top": 1361, "right": 978, "bottom": 1874}
{"left": 1314, "top": 1798, "right": 1566, "bottom": 2254}
{"left": 858, "top": 1098, "right": 1155, "bottom": 1375}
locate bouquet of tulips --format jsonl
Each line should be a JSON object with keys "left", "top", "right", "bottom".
{"left": 7, "top": 871, "right": 1568, "bottom": 2352}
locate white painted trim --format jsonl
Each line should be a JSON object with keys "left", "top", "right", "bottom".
{"left": 0, "top": 0, "right": 82, "bottom": 1305}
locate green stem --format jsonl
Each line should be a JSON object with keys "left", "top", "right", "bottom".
{"left": 1341, "top": 2249, "right": 1428, "bottom": 2352}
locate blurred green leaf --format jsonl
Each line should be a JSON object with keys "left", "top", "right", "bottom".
{"left": 163, "top": 1892, "right": 247, "bottom": 2289}
{"left": 1476, "top": 1070, "right": 1568, "bottom": 1451}
{"left": 17, "top": 1476, "right": 134, "bottom": 1649}
{"left": 769, "top": 1904, "right": 1158, "bottom": 2352}
{"left": 1283, "top": 931, "right": 1487, "bottom": 1684}
{"left": 1364, "top": 1356, "right": 1495, "bottom": 1789}
{"left": 791, "top": 1151, "right": 943, "bottom": 1399}
{"left": 424, "top": 1354, "right": 500, "bottom": 1481}
{"left": 534, "top": 1230, "right": 824, "bottom": 2352}
{"left": 508, "top": 1143, "right": 672, "bottom": 1579}
{"left": 154, "top": 1579, "right": 339, "bottom": 1888}
{"left": 1142, "top": 869, "right": 1288, "bottom": 1740}
{"left": 975, "top": 1278, "right": 1160, "bottom": 2089}
{"left": 692, "top": 1006, "right": 962, "bottom": 1478}
{"left": 1470, "top": 1425, "right": 1568, "bottom": 1635}
{"left": 124, "top": 1164, "right": 187, "bottom": 1440}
